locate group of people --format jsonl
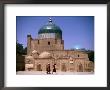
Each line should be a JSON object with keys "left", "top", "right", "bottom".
{"left": 46, "top": 64, "right": 56, "bottom": 74}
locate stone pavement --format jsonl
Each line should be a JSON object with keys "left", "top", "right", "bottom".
{"left": 16, "top": 71, "right": 94, "bottom": 75}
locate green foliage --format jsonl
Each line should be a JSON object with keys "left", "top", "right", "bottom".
{"left": 16, "top": 42, "right": 27, "bottom": 55}
{"left": 23, "top": 47, "right": 27, "bottom": 55}
{"left": 87, "top": 50, "right": 94, "bottom": 62}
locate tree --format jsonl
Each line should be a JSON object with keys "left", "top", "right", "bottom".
{"left": 16, "top": 41, "right": 26, "bottom": 71}
{"left": 16, "top": 41, "right": 27, "bottom": 55}
{"left": 16, "top": 42, "right": 24, "bottom": 55}
{"left": 23, "top": 47, "right": 27, "bottom": 55}
{"left": 87, "top": 51, "right": 94, "bottom": 62}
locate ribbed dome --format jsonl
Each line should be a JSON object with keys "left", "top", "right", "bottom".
{"left": 39, "top": 51, "right": 52, "bottom": 58}
{"left": 38, "top": 18, "right": 62, "bottom": 39}
{"left": 32, "top": 50, "right": 38, "bottom": 54}
{"left": 38, "top": 24, "right": 62, "bottom": 34}
{"left": 26, "top": 55, "right": 33, "bottom": 59}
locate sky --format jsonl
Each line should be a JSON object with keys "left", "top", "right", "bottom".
{"left": 16, "top": 16, "right": 94, "bottom": 50}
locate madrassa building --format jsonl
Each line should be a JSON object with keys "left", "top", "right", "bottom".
{"left": 25, "top": 18, "right": 94, "bottom": 72}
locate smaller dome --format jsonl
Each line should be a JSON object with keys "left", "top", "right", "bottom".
{"left": 32, "top": 50, "right": 38, "bottom": 54}
{"left": 25, "top": 64, "right": 33, "bottom": 68}
{"left": 39, "top": 51, "right": 51, "bottom": 58}
{"left": 26, "top": 55, "right": 33, "bottom": 59}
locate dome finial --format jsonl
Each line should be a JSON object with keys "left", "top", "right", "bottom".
{"left": 49, "top": 17, "right": 52, "bottom": 23}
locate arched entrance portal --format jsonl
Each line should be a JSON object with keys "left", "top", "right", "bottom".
{"left": 61, "top": 63, "right": 67, "bottom": 72}
{"left": 37, "top": 64, "right": 42, "bottom": 71}
{"left": 78, "top": 64, "right": 83, "bottom": 72}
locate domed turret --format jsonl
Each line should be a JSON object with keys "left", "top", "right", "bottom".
{"left": 38, "top": 18, "right": 62, "bottom": 39}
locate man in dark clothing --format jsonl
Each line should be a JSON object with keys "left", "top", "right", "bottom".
{"left": 46, "top": 64, "right": 51, "bottom": 74}
{"left": 52, "top": 64, "right": 56, "bottom": 74}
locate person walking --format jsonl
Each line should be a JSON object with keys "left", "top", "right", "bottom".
{"left": 46, "top": 64, "right": 51, "bottom": 74}
{"left": 52, "top": 64, "right": 56, "bottom": 74}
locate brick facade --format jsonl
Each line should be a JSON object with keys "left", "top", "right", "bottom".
{"left": 25, "top": 37, "right": 94, "bottom": 72}
{"left": 25, "top": 18, "right": 94, "bottom": 73}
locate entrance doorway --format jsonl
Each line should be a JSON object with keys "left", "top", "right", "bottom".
{"left": 78, "top": 64, "right": 83, "bottom": 72}
{"left": 37, "top": 64, "right": 42, "bottom": 71}
{"left": 61, "top": 63, "right": 67, "bottom": 72}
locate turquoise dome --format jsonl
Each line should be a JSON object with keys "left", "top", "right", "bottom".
{"left": 38, "top": 18, "right": 62, "bottom": 39}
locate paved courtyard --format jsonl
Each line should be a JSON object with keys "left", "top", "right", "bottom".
{"left": 16, "top": 71, "right": 94, "bottom": 75}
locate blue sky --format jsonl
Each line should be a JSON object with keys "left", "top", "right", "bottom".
{"left": 16, "top": 16, "right": 94, "bottom": 50}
